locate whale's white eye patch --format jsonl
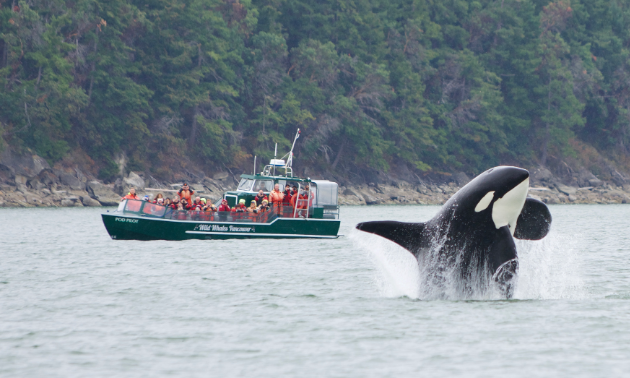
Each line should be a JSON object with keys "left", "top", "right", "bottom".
{"left": 475, "top": 191, "right": 495, "bottom": 212}
{"left": 492, "top": 177, "right": 529, "bottom": 235}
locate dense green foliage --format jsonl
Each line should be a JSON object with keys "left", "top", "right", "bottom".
{"left": 2, "top": 0, "right": 630, "bottom": 180}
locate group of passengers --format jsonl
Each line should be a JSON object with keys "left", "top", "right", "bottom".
{"left": 120, "top": 181, "right": 313, "bottom": 216}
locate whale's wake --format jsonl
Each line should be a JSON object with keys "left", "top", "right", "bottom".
{"left": 351, "top": 229, "right": 585, "bottom": 300}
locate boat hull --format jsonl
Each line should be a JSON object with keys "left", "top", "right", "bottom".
{"left": 101, "top": 213, "right": 340, "bottom": 240}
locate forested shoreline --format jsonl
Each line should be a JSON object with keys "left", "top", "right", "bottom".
{"left": 2, "top": 0, "right": 630, "bottom": 183}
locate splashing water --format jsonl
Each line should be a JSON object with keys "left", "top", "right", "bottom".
{"left": 514, "top": 231, "right": 585, "bottom": 300}
{"left": 351, "top": 227, "right": 585, "bottom": 301}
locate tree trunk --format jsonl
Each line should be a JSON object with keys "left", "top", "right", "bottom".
{"left": 88, "top": 28, "right": 99, "bottom": 103}
{"left": 35, "top": 66, "right": 42, "bottom": 90}
{"left": 1, "top": 40, "right": 6, "bottom": 68}
{"left": 331, "top": 139, "right": 347, "bottom": 170}
{"left": 189, "top": 104, "right": 199, "bottom": 147}
{"left": 541, "top": 81, "right": 552, "bottom": 166}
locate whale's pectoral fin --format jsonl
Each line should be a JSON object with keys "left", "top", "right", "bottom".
{"left": 355, "top": 221, "right": 426, "bottom": 254}
{"left": 514, "top": 197, "right": 552, "bottom": 240}
{"left": 490, "top": 226, "right": 519, "bottom": 298}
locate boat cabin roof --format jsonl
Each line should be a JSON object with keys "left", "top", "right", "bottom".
{"left": 239, "top": 173, "right": 312, "bottom": 183}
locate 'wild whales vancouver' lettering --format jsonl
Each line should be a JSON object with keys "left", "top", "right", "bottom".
{"left": 195, "top": 224, "right": 255, "bottom": 233}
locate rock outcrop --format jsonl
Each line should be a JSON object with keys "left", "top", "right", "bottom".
{"left": 1, "top": 149, "right": 630, "bottom": 208}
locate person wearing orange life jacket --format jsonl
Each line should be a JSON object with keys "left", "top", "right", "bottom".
{"left": 121, "top": 188, "right": 139, "bottom": 201}
{"left": 178, "top": 183, "right": 194, "bottom": 203}
{"left": 304, "top": 184, "right": 315, "bottom": 207}
{"left": 269, "top": 183, "right": 284, "bottom": 203}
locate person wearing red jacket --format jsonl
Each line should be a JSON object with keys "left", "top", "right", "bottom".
{"left": 282, "top": 185, "right": 293, "bottom": 205}
{"left": 231, "top": 199, "right": 247, "bottom": 213}
{"left": 170, "top": 196, "right": 181, "bottom": 209}
{"left": 190, "top": 196, "right": 204, "bottom": 210}
{"left": 254, "top": 190, "right": 268, "bottom": 206}
{"left": 217, "top": 199, "right": 231, "bottom": 212}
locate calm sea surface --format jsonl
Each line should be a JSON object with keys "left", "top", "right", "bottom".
{"left": 1, "top": 205, "right": 629, "bottom": 377}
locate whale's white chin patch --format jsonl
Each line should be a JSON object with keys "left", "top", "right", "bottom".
{"left": 492, "top": 178, "right": 529, "bottom": 235}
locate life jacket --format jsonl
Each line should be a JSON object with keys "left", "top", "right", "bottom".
{"left": 178, "top": 189, "right": 194, "bottom": 203}
{"left": 177, "top": 210, "right": 187, "bottom": 220}
{"left": 282, "top": 190, "right": 292, "bottom": 204}
{"left": 269, "top": 190, "right": 284, "bottom": 204}
{"left": 232, "top": 205, "right": 246, "bottom": 213}
{"left": 121, "top": 193, "right": 139, "bottom": 201}
{"left": 297, "top": 194, "right": 308, "bottom": 209}
{"left": 255, "top": 195, "right": 268, "bottom": 206}
{"left": 218, "top": 204, "right": 231, "bottom": 212}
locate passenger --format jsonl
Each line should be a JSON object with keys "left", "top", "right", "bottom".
{"left": 164, "top": 198, "right": 172, "bottom": 206}
{"left": 282, "top": 184, "right": 293, "bottom": 205}
{"left": 170, "top": 197, "right": 180, "bottom": 210}
{"left": 217, "top": 199, "right": 231, "bottom": 212}
{"left": 304, "top": 184, "right": 315, "bottom": 207}
{"left": 142, "top": 195, "right": 150, "bottom": 201}
{"left": 247, "top": 201, "right": 258, "bottom": 213}
{"left": 191, "top": 196, "right": 204, "bottom": 209}
{"left": 156, "top": 198, "right": 165, "bottom": 205}
{"left": 202, "top": 199, "right": 217, "bottom": 212}
{"left": 178, "top": 182, "right": 194, "bottom": 203}
{"left": 121, "top": 188, "right": 139, "bottom": 201}
{"left": 269, "top": 183, "right": 284, "bottom": 206}
{"left": 232, "top": 199, "right": 247, "bottom": 213}
{"left": 152, "top": 193, "right": 164, "bottom": 203}
{"left": 254, "top": 190, "right": 268, "bottom": 206}
{"left": 181, "top": 198, "right": 191, "bottom": 210}
{"left": 176, "top": 202, "right": 186, "bottom": 220}
{"left": 259, "top": 199, "right": 270, "bottom": 212}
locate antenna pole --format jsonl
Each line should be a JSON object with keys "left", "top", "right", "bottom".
{"left": 254, "top": 156, "right": 256, "bottom": 175}
{"left": 287, "top": 128, "right": 300, "bottom": 169}
{"left": 273, "top": 143, "right": 277, "bottom": 176}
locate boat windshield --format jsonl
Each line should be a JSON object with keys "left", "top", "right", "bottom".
{"left": 254, "top": 179, "right": 274, "bottom": 192}
{"left": 237, "top": 178, "right": 254, "bottom": 191}
{"left": 122, "top": 200, "right": 167, "bottom": 217}
{"left": 141, "top": 203, "right": 167, "bottom": 217}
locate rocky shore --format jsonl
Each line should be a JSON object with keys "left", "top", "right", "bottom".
{"left": 1, "top": 150, "right": 629, "bottom": 208}
{"left": 337, "top": 181, "right": 630, "bottom": 205}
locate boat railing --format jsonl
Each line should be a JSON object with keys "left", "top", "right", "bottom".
{"left": 120, "top": 200, "right": 298, "bottom": 223}
{"left": 120, "top": 199, "right": 336, "bottom": 222}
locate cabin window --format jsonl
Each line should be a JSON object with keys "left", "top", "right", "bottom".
{"left": 237, "top": 179, "right": 254, "bottom": 191}
{"left": 313, "top": 182, "right": 338, "bottom": 206}
{"left": 142, "top": 203, "right": 166, "bottom": 217}
{"left": 254, "top": 180, "right": 274, "bottom": 192}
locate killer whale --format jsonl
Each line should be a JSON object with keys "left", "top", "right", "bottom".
{"left": 356, "top": 166, "right": 552, "bottom": 298}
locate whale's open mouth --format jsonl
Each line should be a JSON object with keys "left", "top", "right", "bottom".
{"left": 492, "top": 177, "right": 529, "bottom": 235}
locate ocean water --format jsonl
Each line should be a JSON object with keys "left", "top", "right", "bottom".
{"left": 1, "top": 205, "right": 629, "bottom": 377}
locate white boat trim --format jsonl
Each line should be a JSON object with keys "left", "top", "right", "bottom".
{"left": 105, "top": 213, "right": 340, "bottom": 224}
{"left": 185, "top": 231, "right": 338, "bottom": 238}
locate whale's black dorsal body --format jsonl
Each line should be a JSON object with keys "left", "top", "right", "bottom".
{"left": 356, "top": 166, "right": 552, "bottom": 299}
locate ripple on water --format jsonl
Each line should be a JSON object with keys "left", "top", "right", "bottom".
{"left": 0, "top": 205, "right": 629, "bottom": 377}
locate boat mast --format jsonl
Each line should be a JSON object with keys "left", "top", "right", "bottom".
{"left": 284, "top": 129, "right": 300, "bottom": 174}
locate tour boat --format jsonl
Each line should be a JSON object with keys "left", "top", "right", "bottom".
{"left": 101, "top": 130, "right": 341, "bottom": 240}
